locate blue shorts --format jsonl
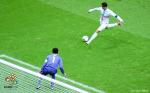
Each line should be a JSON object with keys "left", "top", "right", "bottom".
{"left": 41, "top": 67, "right": 57, "bottom": 79}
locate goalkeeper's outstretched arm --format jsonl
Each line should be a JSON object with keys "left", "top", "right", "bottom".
{"left": 60, "top": 66, "right": 67, "bottom": 77}
{"left": 59, "top": 60, "right": 66, "bottom": 77}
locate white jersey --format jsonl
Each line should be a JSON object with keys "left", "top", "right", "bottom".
{"left": 89, "top": 7, "right": 123, "bottom": 24}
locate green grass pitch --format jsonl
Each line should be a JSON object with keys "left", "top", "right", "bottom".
{"left": 0, "top": 0, "right": 150, "bottom": 93}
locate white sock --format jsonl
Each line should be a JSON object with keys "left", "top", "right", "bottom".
{"left": 37, "top": 78, "right": 42, "bottom": 88}
{"left": 87, "top": 32, "right": 98, "bottom": 44}
{"left": 107, "top": 23, "right": 118, "bottom": 28}
{"left": 50, "top": 82, "right": 55, "bottom": 89}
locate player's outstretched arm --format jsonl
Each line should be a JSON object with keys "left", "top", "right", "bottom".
{"left": 88, "top": 7, "right": 100, "bottom": 13}
{"left": 117, "top": 16, "right": 124, "bottom": 26}
{"left": 116, "top": 15, "right": 124, "bottom": 23}
{"left": 59, "top": 61, "right": 66, "bottom": 77}
{"left": 110, "top": 10, "right": 124, "bottom": 24}
{"left": 60, "top": 67, "right": 67, "bottom": 78}
{"left": 59, "top": 57, "right": 66, "bottom": 77}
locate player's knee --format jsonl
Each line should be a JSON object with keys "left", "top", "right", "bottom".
{"left": 96, "top": 30, "right": 99, "bottom": 33}
{"left": 96, "top": 30, "right": 101, "bottom": 33}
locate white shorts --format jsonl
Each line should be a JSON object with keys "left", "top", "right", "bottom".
{"left": 97, "top": 22, "right": 118, "bottom": 32}
{"left": 97, "top": 23, "right": 108, "bottom": 32}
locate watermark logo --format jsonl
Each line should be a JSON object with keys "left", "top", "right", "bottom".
{"left": 131, "top": 89, "right": 149, "bottom": 93}
{"left": 4, "top": 73, "right": 18, "bottom": 88}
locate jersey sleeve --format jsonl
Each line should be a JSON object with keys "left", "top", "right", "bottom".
{"left": 59, "top": 57, "right": 65, "bottom": 74}
{"left": 109, "top": 9, "right": 124, "bottom": 22}
{"left": 44, "top": 59, "right": 47, "bottom": 63}
{"left": 41, "top": 56, "right": 48, "bottom": 70}
{"left": 44, "top": 55, "right": 50, "bottom": 63}
{"left": 59, "top": 58, "right": 63, "bottom": 68}
{"left": 88, "top": 7, "right": 101, "bottom": 12}
{"left": 109, "top": 9, "right": 117, "bottom": 17}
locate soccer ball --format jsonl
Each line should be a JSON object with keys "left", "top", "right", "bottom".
{"left": 82, "top": 36, "right": 89, "bottom": 42}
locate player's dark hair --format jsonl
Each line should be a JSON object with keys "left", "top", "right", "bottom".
{"left": 52, "top": 48, "right": 58, "bottom": 54}
{"left": 102, "top": 2, "right": 107, "bottom": 7}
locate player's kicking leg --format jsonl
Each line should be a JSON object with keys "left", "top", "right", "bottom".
{"left": 86, "top": 24, "right": 106, "bottom": 45}
{"left": 107, "top": 22, "right": 121, "bottom": 28}
{"left": 86, "top": 22, "right": 122, "bottom": 45}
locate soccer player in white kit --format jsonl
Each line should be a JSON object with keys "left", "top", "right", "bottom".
{"left": 86, "top": 2, "right": 124, "bottom": 45}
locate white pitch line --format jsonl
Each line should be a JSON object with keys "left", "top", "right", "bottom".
{"left": 0, "top": 54, "right": 106, "bottom": 93}
{"left": 0, "top": 59, "right": 89, "bottom": 93}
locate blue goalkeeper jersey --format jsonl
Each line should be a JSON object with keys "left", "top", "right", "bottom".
{"left": 41, "top": 54, "right": 64, "bottom": 74}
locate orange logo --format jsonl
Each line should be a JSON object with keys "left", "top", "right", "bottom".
{"left": 5, "top": 73, "right": 17, "bottom": 82}
{"left": 4, "top": 73, "right": 18, "bottom": 88}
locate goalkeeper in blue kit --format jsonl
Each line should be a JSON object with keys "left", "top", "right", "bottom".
{"left": 37, "top": 48, "right": 66, "bottom": 89}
